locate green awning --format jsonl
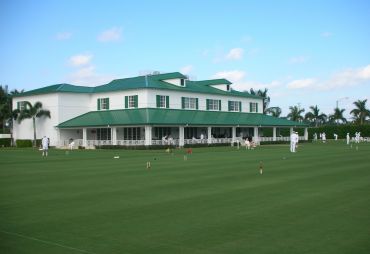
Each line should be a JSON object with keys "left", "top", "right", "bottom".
{"left": 58, "top": 108, "right": 307, "bottom": 128}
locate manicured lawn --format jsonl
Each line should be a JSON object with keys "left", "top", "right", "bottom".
{"left": 0, "top": 142, "right": 369, "bottom": 254}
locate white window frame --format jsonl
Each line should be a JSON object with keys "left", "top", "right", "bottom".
{"left": 18, "top": 101, "right": 27, "bottom": 110}
{"left": 208, "top": 99, "right": 220, "bottom": 111}
{"left": 128, "top": 95, "right": 136, "bottom": 108}
{"left": 159, "top": 95, "right": 167, "bottom": 108}
{"left": 229, "top": 101, "right": 240, "bottom": 112}
{"left": 250, "top": 102, "right": 257, "bottom": 113}
{"left": 100, "top": 98, "right": 109, "bottom": 110}
{"left": 184, "top": 97, "right": 197, "bottom": 109}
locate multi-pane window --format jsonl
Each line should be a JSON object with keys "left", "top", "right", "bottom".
{"left": 123, "top": 127, "right": 141, "bottom": 140}
{"left": 17, "top": 101, "right": 27, "bottom": 110}
{"left": 250, "top": 102, "right": 258, "bottom": 113}
{"left": 97, "top": 98, "right": 109, "bottom": 110}
{"left": 156, "top": 95, "right": 169, "bottom": 108}
{"left": 182, "top": 97, "right": 198, "bottom": 110}
{"left": 228, "top": 101, "right": 241, "bottom": 112}
{"left": 125, "top": 95, "right": 138, "bottom": 108}
{"left": 154, "top": 127, "right": 171, "bottom": 139}
{"left": 96, "top": 128, "right": 111, "bottom": 140}
{"left": 207, "top": 99, "right": 221, "bottom": 111}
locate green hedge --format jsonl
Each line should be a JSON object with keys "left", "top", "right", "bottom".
{"left": 260, "top": 127, "right": 305, "bottom": 137}
{"left": 0, "top": 138, "right": 11, "bottom": 147}
{"left": 16, "top": 139, "right": 42, "bottom": 147}
{"left": 308, "top": 124, "right": 370, "bottom": 140}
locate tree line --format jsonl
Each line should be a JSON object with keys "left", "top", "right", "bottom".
{"left": 249, "top": 88, "right": 370, "bottom": 126}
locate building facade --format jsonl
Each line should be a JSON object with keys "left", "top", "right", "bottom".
{"left": 13, "top": 72, "right": 307, "bottom": 147}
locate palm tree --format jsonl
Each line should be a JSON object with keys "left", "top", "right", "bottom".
{"left": 265, "top": 107, "right": 282, "bottom": 117}
{"left": 287, "top": 106, "right": 305, "bottom": 122}
{"left": 304, "top": 105, "right": 327, "bottom": 127}
{"left": 250, "top": 88, "right": 270, "bottom": 114}
{"left": 16, "top": 101, "right": 51, "bottom": 147}
{"left": 350, "top": 99, "right": 370, "bottom": 125}
{"left": 329, "top": 107, "right": 347, "bottom": 124}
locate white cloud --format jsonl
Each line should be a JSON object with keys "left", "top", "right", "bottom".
{"left": 180, "top": 65, "right": 193, "bottom": 75}
{"left": 212, "top": 70, "right": 246, "bottom": 83}
{"left": 98, "top": 27, "right": 122, "bottom": 42}
{"left": 67, "top": 65, "right": 116, "bottom": 86}
{"left": 321, "top": 31, "right": 333, "bottom": 38}
{"left": 226, "top": 48, "right": 244, "bottom": 60}
{"left": 320, "top": 64, "right": 370, "bottom": 90}
{"left": 69, "top": 54, "right": 93, "bottom": 67}
{"left": 55, "top": 32, "right": 72, "bottom": 40}
{"left": 287, "top": 78, "right": 317, "bottom": 89}
{"left": 289, "top": 56, "right": 308, "bottom": 64}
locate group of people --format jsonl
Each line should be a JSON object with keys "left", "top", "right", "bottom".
{"left": 290, "top": 131, "right": 299, "bottom": 152}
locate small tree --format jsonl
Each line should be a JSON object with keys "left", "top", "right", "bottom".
{"left": 287, "top": 106, "right": 305, "bottom": 122}
{"left": 305, "top": 105, "right": 327, "bottom": 127}
{"left": 17, "top": 101, "right": 51, "bottom": 147}
{"left": 350, "top": 99, "right": 370, "bottom": 125}
{"left": 329, "top": 108, "right": 347, "bottom": 124}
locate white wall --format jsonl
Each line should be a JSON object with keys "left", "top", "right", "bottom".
{"left": 13, "top": 94, "right": 59, "bottom": 146}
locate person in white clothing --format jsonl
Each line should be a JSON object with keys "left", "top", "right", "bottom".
{"left": 346, "top": 133, "right": 350, "bottom": 145}
{"left": 290, "top": 132, "right": 296, "bottom": 152}
{"left": 41, "top": 136, "right": 49, "bottom": 157}
{"left": 322, "top": 132, "right": 326, "bottom": 143}
{"left": 245, "top": 138, "right": 251, "bottom": 150}
{"left": 333, "top": 133, "right": 338, "bottom": 140}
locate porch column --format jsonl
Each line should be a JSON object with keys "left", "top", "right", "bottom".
{"left": 232, "top": 126, "right": 236, "bottom": 143}
{"left": 304, "top": 127, "right": 308, "bottom": 141}
{"left": 112, "top": 127, "right": 117, "bottom": 145}
{"left": 179, "top": 126, "right": 184, "bottom": 147}
{"left": 207, "top": 126, "right": 212, "bottom": 144}
{"left": 273, "top": 127, "right": 277, "bottom": 141}
{"left": 145, "top": 126, "right": 152, "bottom": 146}
{"left": 83, "top": 128, "right": 87, "bottom": 147}
{"left": 254, "top": 126, "right": 259, "bottom": 144}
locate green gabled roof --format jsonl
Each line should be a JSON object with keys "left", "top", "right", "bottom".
{"left": 58, "top": 108, "right": 307, "bottom": 128}
{"left": 14, "top": 72, "right": 260, "bottom": 99}
{"left": 12, "top": 84, "right": 94, "bottom": 97}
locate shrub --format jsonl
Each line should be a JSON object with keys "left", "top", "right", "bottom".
{"left": 16, "top": 139, "right": 33, "bottom": 147}
{"left": 0, "top": 138, "right": 11, "bottom": 147}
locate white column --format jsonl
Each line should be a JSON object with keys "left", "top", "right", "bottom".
{"left": 145, "top": 126, "right": 152, "bottom": 146}
{"left": 232, "top": 126, "right": 236, "bottom": 143}
{"left": 254, "top": 127, "right": 259, "bottom": 144}
{"left": 83, "top": 128, "right": 87, "bottom": 148}
{"left": 304, "top": 127, "right": 308, "bottom": 141}
{"left": 273, "top": 127, "right": 277, "bottom": 141}
{"left": 207, "top": 126, "right": 212, "bottom": 144}
{"left": 112, "top": 127, "right": 117, "bottom": 145}
{"left": 179, "top": 126, "right": 184, "bottom": 147}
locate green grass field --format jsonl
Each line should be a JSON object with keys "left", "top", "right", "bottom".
{"left": 1, "top": 141, "right": 369, "bottom": 254}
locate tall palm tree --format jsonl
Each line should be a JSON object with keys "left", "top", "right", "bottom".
{"left": 329, "top": 107, "right": 347, "bottom": 124}
{"left": 350, "top": 99, "right": 370, "bottom": 125}
{"left": 250, "top": 88, "right": 270, "bottom": 114}
{"left": 304, "top": 105, "right": 327, "bottom": 127}
{"left": 17, "top": 101, "right": 51, "bottom": 147}
{"left": 287, "top": 106, "right": 305, "bottom": 122}
{"left": 265, "top": 107, "right": 282, "bottom": 117}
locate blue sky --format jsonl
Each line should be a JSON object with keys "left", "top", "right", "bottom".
{"left": 1, "top": 0, "right": 369, "bottom": 117}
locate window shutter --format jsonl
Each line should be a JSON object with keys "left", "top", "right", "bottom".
{"left": 166, "top": 96, "right": 169, "bottom": 108}
{"left": 181, "top": 97, "right": 185, "bottom": 109}
{"left": 206, "top": 99, "right": 209, "bottom": 110}
{"left": 196, "top": 98, "right": 199, "bottom": 110}
{"left": 97, "top": 99, "right": 101, "bottom": 110}
{"left": 156, "top": 95, "right": 160, "bottom": 108}
{"left": 125, "top": 96, "right": 128, "bottom": 108}
{"left": 134, "top": 95, "right": 138, "bottom": 108}
{"left": 239, "top": 101, "right": 242, "bottom": 112}
{"left": 219, "top": 100, "right": 221, "bottom": 111}
{"left": 228, "top": 101, "right": 231, "bottom": 111}
{"left": 106, "top": 98, "right": 110, "bottom": 110}
{"left": 17, "top": 102, "right": 20, "bottom": 110}
{"left": 249, "top": 102, "right": 252, "bottom": 112}
{"left": 256, "top": 103, "right": 258, "bottom": 113}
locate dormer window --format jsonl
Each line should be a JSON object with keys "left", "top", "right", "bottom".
{"left": 180, "top": 79, "right": 185, "bottom": 86}
{"left": 226, "top": 85, "right": 230, "bottom": 91}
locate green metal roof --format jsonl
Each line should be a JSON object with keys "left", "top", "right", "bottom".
{"left": 14, "top": 72, "right": 260, "bottom": 99}
{"left": 58, "top": 108, "right": 307, "bottom": 128}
